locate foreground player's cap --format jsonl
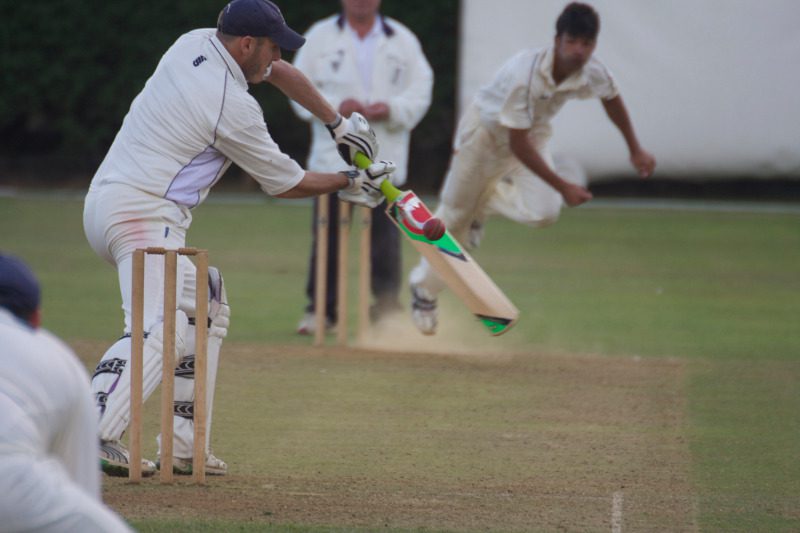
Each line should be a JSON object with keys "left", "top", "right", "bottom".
{"left": 217, "top": 0, "right": 305, "bottom": 51}
{"left": 0, "top": 253, "right": 40, "bottom": 322}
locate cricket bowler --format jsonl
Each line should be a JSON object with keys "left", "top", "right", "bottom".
{"left": 409, "top": 2, "right": 656, "bottom": 335}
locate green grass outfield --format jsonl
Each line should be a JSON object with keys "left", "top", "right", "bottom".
{"left": 1, "top": 193, "right": 799, "bottom": 531}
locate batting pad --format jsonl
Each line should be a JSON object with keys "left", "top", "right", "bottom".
{"left": 95, "top": 311, "right": 188, "bottom": 441}
{"left": 159, "top": 265, "right": 229, "bottom": 456}
{"left": 161, "top": 325, "right": 222, "bottom": 458}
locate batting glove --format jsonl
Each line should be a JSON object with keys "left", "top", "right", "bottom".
{"left": 326, "top": 112, "right": 379, "bottom": 166}
{"left": 338, "top": 160, "right": 396, "bottom": 208}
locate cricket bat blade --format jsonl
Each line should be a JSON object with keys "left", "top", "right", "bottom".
{"left": 387, "top": 189, "right": 519, "bottom": 336}
{"left": 353, "top": 152, "right": 519, "bottom": 336}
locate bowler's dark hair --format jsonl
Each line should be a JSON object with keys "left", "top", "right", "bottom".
{"left": 556, "top": 2, "right": 600, "bottom": 39}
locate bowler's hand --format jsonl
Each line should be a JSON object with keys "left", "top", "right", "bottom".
{"left": 561, "top": 182, "right": 593, "bottom": 207}
{"left": 631, "top": 148, "right": 656, "bottom": 178}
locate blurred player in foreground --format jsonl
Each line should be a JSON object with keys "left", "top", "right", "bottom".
{"left": 408, "top": 2, "right": 656, "bottom": 334}
{"left": 291, "top": 0, "right": 433, "bottom": 334}
{"left": 83, "top": 0, "right": 394, "bottom": 477}
{"left": 0, "top": 253, "right": 132, "bottom": 532}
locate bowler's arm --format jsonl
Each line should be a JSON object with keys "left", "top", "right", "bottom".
{"left": 601, "top": 95, "right": 656, "bottom": 177}
{"left": 508, "top": 128, "right": 592, "bottom": 207}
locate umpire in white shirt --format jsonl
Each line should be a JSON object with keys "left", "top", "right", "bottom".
{"left": 291, "top": 0, "right": 433, "bottom": 334}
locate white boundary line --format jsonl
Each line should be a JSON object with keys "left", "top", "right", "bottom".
{"left": 611, "top": 490, "right": 624, "bottom": 533}
{"left": 584, "top": 198, "right": 800, "bottom": 215}
{"left": 2, "top": 187, "right": 799, "bottom": 215}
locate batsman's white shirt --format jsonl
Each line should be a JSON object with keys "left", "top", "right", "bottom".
{"left": 86, "top": 28, "right": 304, "bottom": 265}
{"left": 0, "top": 308, "right": 131, "bottom": 532}
{"left": 89, "top": 28, "right": 303, "bottom": 209}
{"left": 290, "top": 15, "right": 433, "bottom": 185}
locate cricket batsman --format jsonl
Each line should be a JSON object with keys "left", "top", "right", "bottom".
{"left": 409, "top": 2, "right": 656, "bottom": 334}
{"left": 83, "top": 0, "right": 394, "bottom": 477}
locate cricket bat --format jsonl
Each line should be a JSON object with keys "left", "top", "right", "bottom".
{"left": 354, "top": 153, "right": 519, "bottom": 336}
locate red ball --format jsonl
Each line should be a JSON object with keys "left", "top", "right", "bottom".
{"left": 422, "top": 217, "right": 446, "bottom": 241}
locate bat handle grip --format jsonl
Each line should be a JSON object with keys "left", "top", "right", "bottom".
{"left": 353, "top": 152, "right": 402, "bottom": 204}
{"left": 353, "top": 152, "right": 372, "bottom": 170}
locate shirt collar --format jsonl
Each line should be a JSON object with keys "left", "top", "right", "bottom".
{"left": 346, "top": 18, "right": 382, "bottom": 41}
{"left": 538, "top": 45, "right": 588, "bottom": 92}
{"left": 210, "top": 33, "right": 249, "bottom": 90}
{"left": 336, "top": 14, "right": 395, "bottom": 37}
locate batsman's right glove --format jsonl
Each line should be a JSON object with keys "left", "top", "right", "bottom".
{"left": 337, "top": 160, "right": 396, "bottom": 208}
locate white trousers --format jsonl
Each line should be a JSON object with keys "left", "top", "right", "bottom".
{"left": 83, "top": 183, "right": 220, "bottom": 457}
{"left": 410, "top": 104, "right": 564, "bottom": 295}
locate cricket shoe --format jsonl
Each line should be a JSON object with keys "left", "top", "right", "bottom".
{"left": 157, "top": 452, "right": 228, "bottom": 476}
{"left": 99, "top": 439, "right": 156, "bottom": 477}
{"left": 410, "top": 285, "right": 437, "bottom": 335}
{"left": 296, "top": 312, "right": 335, "bottom": 336}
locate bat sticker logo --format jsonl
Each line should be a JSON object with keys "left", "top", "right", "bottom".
{"left": 390, "top": 195, "right": 467, "bottom": 261}
{"left": 395, "top": 194, "right": 430, "bottom": 234}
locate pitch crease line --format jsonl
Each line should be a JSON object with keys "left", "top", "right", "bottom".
{"left": 611, "top": 490, "right": 623, "bottom": 533}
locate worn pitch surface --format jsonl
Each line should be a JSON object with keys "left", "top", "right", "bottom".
{"left": 72, "top": 340, "right": 695, "bottom": 532}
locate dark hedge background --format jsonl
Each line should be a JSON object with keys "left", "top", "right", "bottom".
{"left": 0, "top": 1, "right": 458, "bottom": 193}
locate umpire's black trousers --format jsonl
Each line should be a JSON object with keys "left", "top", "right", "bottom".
{"left": 303, "top": 194, "right": 401, "bottom": 322}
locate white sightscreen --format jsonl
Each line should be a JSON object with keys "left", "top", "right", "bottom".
{"left": 459, "top": 0, "right": 800, "bottom": 179}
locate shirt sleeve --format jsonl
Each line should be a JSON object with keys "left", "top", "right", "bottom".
{"left": 586, "top": 58, "right": 620, "bottom": 100}
{"left": 215, "top": 96, "right": 304, "bottom": 196}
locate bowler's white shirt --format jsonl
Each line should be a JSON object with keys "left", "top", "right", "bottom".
{"left": 90, "top": 29, "right": 304, "bottom": 208}
{"left": 474, "top": 46, "right": 619, "bottom": 145}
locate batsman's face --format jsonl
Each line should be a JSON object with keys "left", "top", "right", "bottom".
{"left": 241, "top": 36, "right": 281, "bottom": 84}
{"left": 554, "top": 33, "right": 596, "bottom": 73}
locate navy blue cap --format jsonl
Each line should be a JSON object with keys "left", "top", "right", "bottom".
{"left": 0, "top": 253, "right": 41, "bottom": 321}
{"left": 217, "top": 0, "right": 306, "bottom": 51}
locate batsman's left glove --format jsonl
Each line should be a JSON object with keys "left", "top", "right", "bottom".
{"left": 326, "top": 112, "right": 378, "bottom": 166}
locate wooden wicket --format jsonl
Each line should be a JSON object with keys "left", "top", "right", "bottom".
{"left": 313, "top": 196, "right": 329, "bottom": 347}
{"left": 313, "top": 198, "right": 371, "bottom": 346}
{"left": 337, "top": 201, "right": 352, "bottom": 346}
{"left": 130, "top": 247, "right": 208, "bottom": 484}
{"left": 357, "top": 206, "right": 371, "bottom": 343}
